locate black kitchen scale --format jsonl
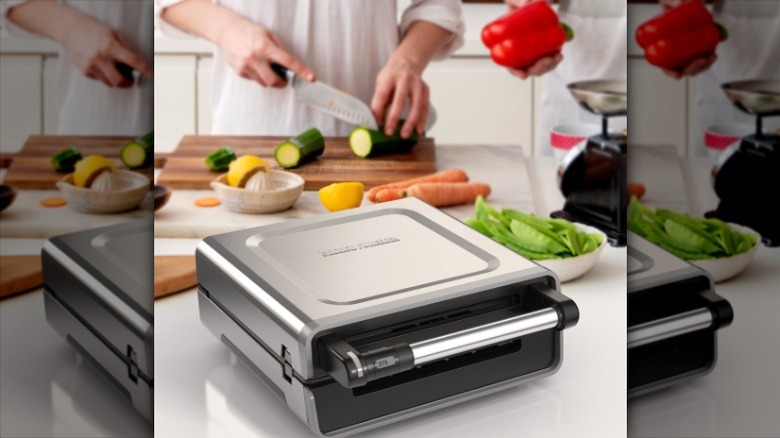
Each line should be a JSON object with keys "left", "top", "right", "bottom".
{"left": 552, "top": 79, "right": 628, "bottom": 246}
{"left": 627, "top": 232, "right": 733, "bottom": 396}
{"left": 706, "top": 80, "right": 780, "bottom": 246}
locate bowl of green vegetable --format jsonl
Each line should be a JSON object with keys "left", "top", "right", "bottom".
{"left": 535, "top": 223, "right": 608, "bottom": 282}
{"left": 465, "top": 197, "right": 607, "bottom": 283}
{"left": 628, "top": 198, "right": 760, "bottom": 282}
{"left": 687, "top": 223, "right": 760, "bottom": 282}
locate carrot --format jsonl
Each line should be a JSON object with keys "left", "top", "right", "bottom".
{"left": 374, "top": 188, "right": 405, "bottom": 203}
{"left": 627, "top": 183, "right": 646, "bottom": 201}
{"left": 40, "top": 197, "right": 67, "bottom": 207}
{"left": 367, "top": 168, "right": 469, "bottom": 202}
{"left": 402, "top": 182, "right": 492, "bottom": 207}
{"left": 194, "top": 197, "right": 221, "bottom": 207}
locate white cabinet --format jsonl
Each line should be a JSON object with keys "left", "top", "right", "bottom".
{"left": 628, "top": 58, "right": 688, "bottom": 156}
{"left": 423, "top": 58, "right": 534, "bottom": 155}
{"left": 154, "top": 55, "right": 197, "bottom": 153}
{"left": 0, "top": 55, "right": 42, "bottom": 153}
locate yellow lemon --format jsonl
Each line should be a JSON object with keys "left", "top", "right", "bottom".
{"left": 227, "top": 155, "right": 269, "bottom": 188}
{"left": 318, "top": 182, "right": 364, "bottom": 212}
{"left": 73, "top": 155, "right": 115, "bottom": 188}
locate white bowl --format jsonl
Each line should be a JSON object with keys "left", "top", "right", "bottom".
{"left": 689, "top": 224, "right": 760, "bottom": 283}
{"left": 57, "top": 170, "right": 150, "bottom": 214}
{"left": 210, "top": 171, "right": 304, "bottom": 214}
{"left": 536, "top": 224, "right": 608, "bottom": 283}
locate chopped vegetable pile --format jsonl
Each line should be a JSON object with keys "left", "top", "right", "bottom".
{"left": 628, "top": 197, "right": 757, "bottom": 259}
{"left": 465, "top": 196, "right": 603, "bottom": 260}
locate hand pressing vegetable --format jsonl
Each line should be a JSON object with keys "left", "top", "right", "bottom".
{"left": 375, "top": 182, "right": 491, "bottom": 207}
{"left": 628, "top": 197, "right": 757, "bottom": 260}
{"left": 367, "top": 168, "right": 469, "bottom": 202}
{"left": 464, "top": 196, "right": 603, "bottom": 260}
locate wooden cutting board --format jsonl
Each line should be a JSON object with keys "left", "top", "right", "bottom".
{"left": 157, "top": 135, "right": 437, "bottom": 191}
{"left": 3, "top": 136, "right": 152, "bottom": 190}
{"left": 0, "top": 256, "right": 43, "bottom": 299}
{"left": 154, "top": 255, "right": 197, "bottom": 299}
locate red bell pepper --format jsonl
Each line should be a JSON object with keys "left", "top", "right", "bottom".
{"left": 481, "top": 2, "right": 573, "bottom": 69}
{"left": 636, "top": 1, "right": 727, "bottom": 70}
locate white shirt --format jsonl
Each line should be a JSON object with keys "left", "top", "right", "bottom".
{"left": 1, "top": 0, "right": 153, "bottom": 136}
{"left": 537, "top": 0, "right": 628, "bottom": 156}
{"left": 155, "top": 0, "right": 464, "bottom": 136}
{"left": 691, "top": 0, "right": 780, "bottom": 154}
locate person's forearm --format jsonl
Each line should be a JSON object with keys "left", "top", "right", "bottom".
{"left": 160, "top": 0, "right": 247, "bottom": 45}
{"left": 390, "top": 21, "right": 454, "bottom": 73}
{"left": 7, "top": 0, "right": 92, "bottom": 44}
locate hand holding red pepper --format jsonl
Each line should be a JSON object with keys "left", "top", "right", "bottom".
{"left": 636, "top": 0, "right": 726, "bottom": 79}
{"left": 483, "top": 1, "right": 572, "bottom": 79}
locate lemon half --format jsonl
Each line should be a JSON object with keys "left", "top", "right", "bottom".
{"left": 318, "top": 182, "right": 364, "bottom": 212}
{"left": 73, "top": 155, "right": 115, "bottom": 188}
{"left": 227, "top": 155, "right": 269, "bottom": 188}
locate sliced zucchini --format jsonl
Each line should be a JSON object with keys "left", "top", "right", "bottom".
{"left": 51, "top": 146, "right": 83, "bottom": 172}
{"left": 205, "top": 147, "right": 237, "bottom": 171}
{"left": 274, "top": 128, "right": 325, "bottom": 168}
{"left": 121, "top": 140, "right": 151, "bottom": 169}
{"left": 349, "top": 123, "right": 418, "bottom": 158}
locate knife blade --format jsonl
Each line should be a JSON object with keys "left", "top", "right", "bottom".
{"left": 272, "top": 63, "right": 379, "bottom": 130}
{"left": 271, "top": 63, "right": 437, "bottom": 132}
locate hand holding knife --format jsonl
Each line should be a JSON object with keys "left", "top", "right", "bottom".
{"left": 270, "top": 63, "right": 436, "bottom": 133}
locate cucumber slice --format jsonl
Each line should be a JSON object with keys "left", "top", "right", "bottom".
{"left": 51, "top": 147, "right": 82, "bottom": 172}
{"left": 120, "top": 141, "right": 150, "bottom": 169}
{"left": 205, "top": 147, "right": 237, "bottom": 171}
{"left": 274, "top": 128, "right": 325, "bottom": 168}
{"left": 349, "top": 123, "right": 419, "bottom": 158}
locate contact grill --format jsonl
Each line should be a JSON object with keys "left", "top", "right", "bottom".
{"left": 627, "top": 232, "right": 733, "bottom": 396}
{"left": 41, "top": 220, "right": 154, "bottom": 422}
{"left": 196, "top": 198, "right": 578, "bottom": 436}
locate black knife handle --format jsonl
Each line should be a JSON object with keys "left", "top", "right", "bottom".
{"left": 270, "top": 63, "right": 289, "bottom": 81}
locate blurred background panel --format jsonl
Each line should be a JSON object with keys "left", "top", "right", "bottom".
{"left": 1, "top": 1, "right": 154, "bottom": 437}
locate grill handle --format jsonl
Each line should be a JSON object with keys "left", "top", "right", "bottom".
{"left": 627, "top": 308, "right": 713, "bottom": 349}
{"left": 319, "top": 307, "right": 561, "bottom": 389}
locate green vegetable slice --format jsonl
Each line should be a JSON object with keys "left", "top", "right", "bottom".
{"left": 509, "top": 219, "right": 568, "bottom": 254}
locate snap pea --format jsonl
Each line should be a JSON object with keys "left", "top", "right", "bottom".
{"left": 510, "top": 219, "right": 568, "bottom": 254}
{"left": 464, "top": 196, "right": 603, "bottom": 260}
{"left": 628, "top": 197, "right": 758, "bottom": 259}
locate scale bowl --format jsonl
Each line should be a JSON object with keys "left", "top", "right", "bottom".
{"left": 567, "top": 79, "right": 627, "bottom": 117}
{"left": 721, "top": 80, "right": 780, "bottom": 116}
